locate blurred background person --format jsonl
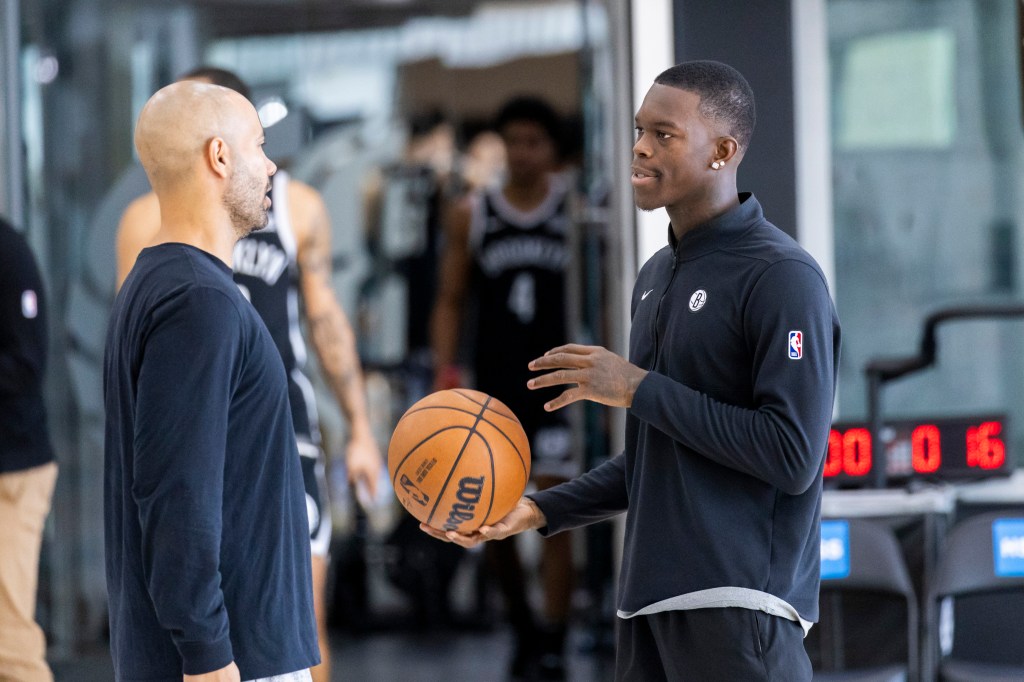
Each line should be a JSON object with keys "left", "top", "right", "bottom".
{"left": 431, "top": 96, "right": 577, "bottom": 681}
{"left": 0, "top": 216, "right": 59, "bottom": 682}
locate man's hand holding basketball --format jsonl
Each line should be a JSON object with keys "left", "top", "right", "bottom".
{"left": 528, "top": 344, "right": 648, "bottom": 411}
{"left": 419, "top": 497, "right": 546, "bottom": 548}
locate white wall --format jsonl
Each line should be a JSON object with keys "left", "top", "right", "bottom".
{"left": 631, "top": 0, "right": 674, "bottom": 268}
{"left": 792, "top": 0, "right": 836, "bottom": 293}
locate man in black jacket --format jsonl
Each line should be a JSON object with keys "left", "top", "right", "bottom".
{"left": 422, "top": 61, "right": 841, "bottom": 681}
{"left": 0, "top": 216, "right": 58, "bottom": 681}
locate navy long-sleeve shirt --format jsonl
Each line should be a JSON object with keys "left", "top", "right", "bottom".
{"left": 530, "top": 194, "right": 840, "bottom": 626}
{"left": 103, "top": 243, "right": 318, "bottom": 680}
{"left": 0, "top": 218, "right": 54, "bottom": 473}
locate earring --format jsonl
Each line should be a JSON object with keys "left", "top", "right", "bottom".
{"left": 711, "top": 160, "right": 723, "bottom": 170}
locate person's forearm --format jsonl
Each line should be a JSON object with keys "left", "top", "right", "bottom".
{"left": 429, "top": 298, "right": 462, "bottom": 376}
{"left": 307, "top": 302, "right": 373, "bottom": 439}
{"left": 528, "top": 454, "right": 628, "bottom": 535}
{"left": 0, "top": 354, "right": 37, "bottom": 395}
{"left": 0, "top": 321, "right": 45, "bottom": 394}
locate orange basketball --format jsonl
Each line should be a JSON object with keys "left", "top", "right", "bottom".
{"left": 388, "top": 388, "right": 531, "bottom": 532}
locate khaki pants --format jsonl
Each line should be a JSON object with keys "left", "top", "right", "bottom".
{"left": 0, "top": 462, "right": 57, "bottom": 682}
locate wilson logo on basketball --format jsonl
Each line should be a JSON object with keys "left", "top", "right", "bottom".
{"left": 442, "top": 475, "right": 486, "bottom": 531}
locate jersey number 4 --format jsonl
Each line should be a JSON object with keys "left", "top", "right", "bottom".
{"left": 508, "top": 272, "right": 536, "bottom": 324}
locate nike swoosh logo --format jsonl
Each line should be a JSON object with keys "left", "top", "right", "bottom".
{"left": 641, "top": 289, "right": 654, "bottom": 300}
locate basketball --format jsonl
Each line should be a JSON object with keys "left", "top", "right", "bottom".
{"left": 388, "top": 388, "right": 531, "bottom": 532}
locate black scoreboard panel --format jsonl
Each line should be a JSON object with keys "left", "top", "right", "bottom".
{"left": 825, "top": 415, "right": 1013, "bottom": 486}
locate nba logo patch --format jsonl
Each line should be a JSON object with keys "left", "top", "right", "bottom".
{"left": 788, "top": 331, "right": 803, "bottom": 360}
{"left": 21, "top": 290, "right": 38, "bottom": 319}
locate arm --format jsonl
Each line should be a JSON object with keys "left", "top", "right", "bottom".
{"left": 429, "top": 195, "right": 473, "bottom": 389}
{"left": 530, "top": 261, "right": 838, "bottom": 496}
{"left": 630, "top": 261, "right": 839, "bottom": 495}
{"left": 420, "top": 453, "right": 628, "bottom": 547}
{"left": 0, "top": 230, "right": 47, "bottom": 395}
{"left": 116, "top": 192, "right": 162, "bottom": 290}
{"left": 133, "top": 288, "right": 240, "bottom": 675}
{"left": 0, "top": 334, "right": 40, "bottom": 395}
{"left": 527, "top": 453, "right": 628, "bottom": 533}
{"left": 291, "top": 181, "right": 381, "bottom": 496}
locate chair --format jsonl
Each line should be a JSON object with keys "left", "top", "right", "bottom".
{"left": 926, "top": 511, "right": 1024, "bottom": 681}
{"left": 809, "top": 518, "right": 918, "bottom": 682}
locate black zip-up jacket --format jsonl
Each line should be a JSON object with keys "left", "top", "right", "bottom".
{"left": 0, "top": 218, "right": 54, "bottom": 474}
{"left": 530, "top": 194, "right": 841, "bottom": 627}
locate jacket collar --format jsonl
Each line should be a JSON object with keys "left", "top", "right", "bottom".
{"left": 667, "top": 192, "right": 763, "bottom": 260}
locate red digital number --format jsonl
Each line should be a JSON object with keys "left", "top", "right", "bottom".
{"left": 967, "top": 421, "right": 1006, "bottom": 470}
{"left": 825, "top": 430, "right": 843, "bottom": 477}
{"left": 912, "top": 424, "right": 941, "bottom": 473}
{"left": 825, "top": 427, "right": 872, "bottom": 477}
{"left": 843, "top": 428, "right": 872, "bottom": 476}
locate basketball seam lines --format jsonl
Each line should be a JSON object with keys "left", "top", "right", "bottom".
{"left": 425, "top": 396, "right": 493, "bottom": 527}
{"left": 453, "top": 388, "right": 517, "bottom": 420}
{"left": 400, "top": 404, "right": 526, "bottom": 475}
{"left": 476, "top": 433, "right": 497, "bottom": 526}
{"left": 480, "top": 416, "right": 529, "bottom": 477}
{"left": 444, "top": 391, "right": 528, "bottom": 476}
{"left": 390, "top": 425, "right": 476, "bottom": 488}
{"left": 452, "top": 388, "right": 487, "bottom": 407}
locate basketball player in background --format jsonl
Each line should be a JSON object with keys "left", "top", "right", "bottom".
{"left": 0, "top": 217, "right": 58, "bottom": 681}
{"left": 116, "top": 67, "right": 381, "bottom": 682}
{"left": 430, "top": 96, "right": 576, "bottom": 681}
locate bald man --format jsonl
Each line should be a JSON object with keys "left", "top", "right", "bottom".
{"left": 103, "top": 81, "right": 319, "bottom": 682}
{"left": 116, "top": 68, "right": 381, "bottom": 682}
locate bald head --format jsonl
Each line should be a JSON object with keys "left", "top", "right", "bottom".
{"left": 134, "top": 80, "right": 259, "bottom": 193}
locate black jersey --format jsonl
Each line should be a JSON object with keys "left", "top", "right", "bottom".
{"left": 470, "top": 175, "right": 571, "bottom": 455}
{"left": 232, "top": 171, "right": 320, "bottom": 455}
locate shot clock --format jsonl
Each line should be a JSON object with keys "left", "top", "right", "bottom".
{"left": 825, "top": 415, "right": 1012, "bottom": 486}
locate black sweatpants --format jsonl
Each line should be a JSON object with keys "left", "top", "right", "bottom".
{"left": 615, "top": 608, "right": 812, "bottom": 681}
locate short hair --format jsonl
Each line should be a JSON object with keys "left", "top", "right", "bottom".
{"left": 494, "top": 96, "right": 563, "bottom": 148}
{"left": 178, "top": 66, "right": 251, "bottom": 101}
{"left": 408, "top": 108, "right": 447, "bottom": 137}
{"left": 654, "top": 60, "right": 755, "bottom": 150}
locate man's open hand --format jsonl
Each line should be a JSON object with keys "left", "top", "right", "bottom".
{"left": 528, "top": 344, "right": 648, "bottom": 411}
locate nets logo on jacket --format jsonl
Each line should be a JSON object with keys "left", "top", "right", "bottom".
{"left": 788, "top": 331, "right": 803, "bottom": 359}
{"left": 688, "top": 289, "right": 707, "bottom": 312}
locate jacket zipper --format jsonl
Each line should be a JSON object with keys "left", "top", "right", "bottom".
{"left": 649, "top": 255, "right": 679, "bottom": 371}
